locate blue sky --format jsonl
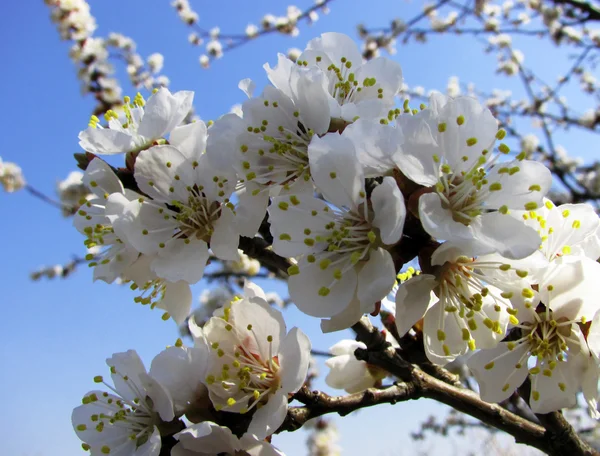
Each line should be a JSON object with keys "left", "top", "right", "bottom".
{"left": 0, "top": 1, "right": 594, "bottom": 455}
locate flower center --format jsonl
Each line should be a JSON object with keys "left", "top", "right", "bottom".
{"left": 434, "top": 256, "right": 517, "bottom": 353}
{"left": 171, "top": 190, "right": 222, "bottom": 242}
{"left": 205, "top": 306, "right": 281, "bottom": 414}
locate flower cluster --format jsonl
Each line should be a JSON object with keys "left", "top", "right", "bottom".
{"left": 73, "top": 282, "right": 307, "bottom": 456}
{"left": 72, "top": 31, "right": 600, "bottom": 454}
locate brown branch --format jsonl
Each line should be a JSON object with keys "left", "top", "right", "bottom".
{"left": 551, "top": 0, "right": 600, "bottom": 21}
{"left": 279, "top": 383, "right": 419, "bottom": 432}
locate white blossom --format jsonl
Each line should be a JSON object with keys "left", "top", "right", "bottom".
{"left": 147, "top": 53, "right": 164, "bottom": 74}
{"left": 269, "top": 134, "right": 404, "bottom": 330}
{"left": 468, "top": 256, "right": 600, "bottom": 413}
{"left": 265, "top": 32, "right": 403, "bottom": 121}
{"left": 202, "top": 282, "right": 311, "bottom": 438}
{"left": 395, "top": 242, "right": 522, "bottom": 365}
{"left": 79, "top": 88, "right": 194, "bottom": 155}
{"left": 72, "top": 350, "right": 175, "bottom": 456}
{"left": 57, "top": 170, "right": 91, "bottom": 215}
{"left": 394, "top": 93, "right": 551, "bottom": 259}
{"left": 0, "top": 157, "right": 25, "bottom": 193}
{"left": 115, "top": 121, "right": 242, "bottom": 286}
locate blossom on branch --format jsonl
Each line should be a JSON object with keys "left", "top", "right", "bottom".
{"left": 201, "top": 282, "right": 311, "bottom": 439}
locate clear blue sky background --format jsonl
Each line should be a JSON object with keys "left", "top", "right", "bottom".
{"left": 0, "top": 1, "right": 594, "bottom": 455}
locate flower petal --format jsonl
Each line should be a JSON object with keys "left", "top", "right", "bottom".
{"left": 152, "top": 238, "right": 209, "bottom": 284}
{"left": 467, "top": 342, "right": 529, "bottom": 403}
{"left": 395, "top": 274, "right": 437, "bottom": 336}
{"left": 169, "top": 121, "right": 207, "bottom": 161}
{"left": 371, "top": 177, "right": 406, "bottom": 245}
{"left": 289, "top": 259, "right": 357, "bottom": 318}
{"left": 279, "top": 327, "right": 311, "bottom": 393}
{"left": 246, "top": 392, "right": 288, "bottom": 439}
{"left": 357, "top": 248, "right": 396, "bottom": 308}
{"left": 79, "top": 127, "right": 135, "bottom": 155}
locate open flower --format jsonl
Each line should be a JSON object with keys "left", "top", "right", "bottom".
{"left": 265, "top": 32, "right": 403, "bottom": 121}
{"left": 468, "top": 256, "right": 600, "bottom": 413}
{"left": 268, "top": 133, "right": 404, "bottom": 330}
{"left": 394, "top": 242, "right": 528, "bottom": 365}
{"left": 207, "top": 71, "right": 333, "bottom": 235}
{"left": 117, "top": 125, "right": 241, "bottom": 284}
{"left": 202, "top": 282, "right": 311, "bottom": 439}
{"left": 79, "top": 88, "right": 193, "bottom": 155}
{"left": 72, "top": 350, "right": 175, "bottom": 456}
{"left": 394, "top": 93, "right": 551, "bottom": 259}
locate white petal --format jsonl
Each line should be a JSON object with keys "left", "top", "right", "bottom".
{"left": 305, "top": 32, "right": 362, "bottom": 70}
{"left": 243, "top": 281, "right": 268, "bottom": 302}
{"left": 393, "top": 114, "right": 440, "bottom": 186}
{"left": 329, "top": 339, "right": 366, "bottom": 356}
{"left": 269, "top": 194, "right": 333, "bottom": 257}
{"left": 473, "top": 212, "right": 542, "bottom": 259}
{"left": 134, "top": 145, "right": 195, "bottom": 202}
{"left": 235, "top": 184, "right": 269, "bottom": 237}
{"left": 541, "top": 256, "right": 600, "bottom": 321}
{"left": 138, "top": 88, "right": 194, "bottom": 139}
{"left": 289, "top": 259, "right": 357, "bottom": 318}
{"left": 263, "top": 53, "right": 295, "bottom": 98}
{"left": 354, "top": 56, "right": 403, "bottom": 103}
{"left": 357, "top": 248, "right": 396, "bottom": 308}
{"left": 395, "top": 274, "right": 438, "bottom": 336}
{"left": 467, "top": 342, "right": 529, "bottom": 403}
{"left": 210, "top": 208, "right": 240, "bottom": 261}
{"left": 423, "top": 302, "right": 468, "bottom": 365}
{"left": 484, "top": 160, "right": 551, "bottom": 210}
{"left": 230, "top": 297, "right": 287, "bottom": 357}
{"left": 371, "top": 177, "right": 405, "bottom": 245}
{"left": 152, "top": 238, "right": 209, "bottom": 284}
{"left": 158, "top": 281, "right": 192, "bottom": 325}
{"left": 279, "top": 327, "right": 311, "bottom": 393}
{"left": 290, "top": 66, "right": 331, "bottom": 135}
{"left": 241, "top": 436, "right": 285, "bottom": 456}
{"left": 119, "top": 200, "right": 175, "bottom": 255}
{"left": 308, "top": 134, "right": 364, "bottom": 209}
{"left": 239, "top": 78, "right": 256, "bottom": 98}
{"left": 176, "top": 422, "right": 239, "bottom": 454}
{"left": 320, "top": 297, "right": 364, "bottom": 333}
{"left": 83, "top": 158, "right": 124, "bottom": 198}
{"left": 169, "top": 121, "right": 207, "bottom": 161}
{"left": 435, "top": 96, "right": 498, "bottom": 172}
{"left": 529, "top": 360, "right": 579, "bottom": 414}
{"left": 342, "top": 119, "right": 400, "bottom": 176}
{"left": 106, "top": 350, "right": 147, "bottom": 402}
{"left": 79, "top": 127, "right": 135, "bottom": 155}
{"left": 246, "top": 392, "right": 288, "bottom": 439}
{"left": 419, "top": 192, "right": 473, "bottom": 242}
{"left": 149, "top": 346, "right": 209, "bottom": 414}
{"left": 139, "top": 372, "right": 175, "bottom": 422}
{"left": 325, "top": 355, "right": 374, "bottom": 393}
